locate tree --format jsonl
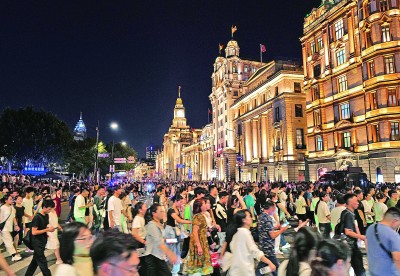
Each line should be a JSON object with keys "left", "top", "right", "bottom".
{"left": 0, "top": 107, "right": 72, "bottom": 170}
{"left": 106, "top": 142, "right": 138, "bottom": 171}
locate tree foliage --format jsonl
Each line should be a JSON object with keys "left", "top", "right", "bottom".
{"left": 0, "top": 107, "right": 72, "bottom": 168}
{"left": 106, "top": 142, "right": 138, "bottom": 171}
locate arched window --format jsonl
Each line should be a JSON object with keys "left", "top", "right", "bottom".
{"left": 232, "top": 63, "right": 237, "bottom": 73}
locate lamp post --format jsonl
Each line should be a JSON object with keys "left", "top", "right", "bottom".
{"left": 110, "top": 122, "right": 119, "bottom": 179}
{"left": 94, "top": 121, "right": 99, "bottom": 183}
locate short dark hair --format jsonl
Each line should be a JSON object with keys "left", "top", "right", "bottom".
{"left": 193, "top": 198, "right": 204, "bottom": 215}
{"left": 25, "top": 187, "right": 35, "bottom": 194}
{"left": 90, "top": 230, "right": 138, "bottom": 273}
{"left": 261, "top": 200, "right": 275, "bottom": 211}
{"left": 343, "top": 193, "right": 356, "bottom": 205}
{"left": 60, "top": 222, "right": 88, "bottom": 265}
{"left": 156, "top": 186, "right": 164, "bottom": 193}
{"left": 194, "top": 187, "right": 205, "bottom": 196}
{"left": 42, "top": 199, "right": 55, "bottom": 209}
{"left": 218, "top": 191, "right": 229, "bottom": 198}
{"left": 384, "top": 207, "right": 400, "bottom": 219}
{"left": 336, "top": 194, "right": 345, "bottom": 205}
{"left": 209, "top": 185, "right": 217, "bottom": 192}
{"left": 389, "top": 190, "right": 398, "bottom": 197}
{"left": 271, "top": 183, "right": 279, "bottom": 190}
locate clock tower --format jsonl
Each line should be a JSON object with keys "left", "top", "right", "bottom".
{"left": 172, "top": 86, "right": 187, "bottom": 128}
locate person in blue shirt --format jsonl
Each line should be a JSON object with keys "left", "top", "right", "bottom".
{"left": 366, "top": 207, "right": 400, "bottom": 276}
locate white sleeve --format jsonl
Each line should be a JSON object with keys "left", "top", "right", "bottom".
{"left": 108, "top": 198, "right": 115, "bottom": 211}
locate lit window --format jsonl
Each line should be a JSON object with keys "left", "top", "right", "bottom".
{"left": 294, "top": 82, "right": 301, "bottom": 93}
{"left": 369, "top": 92, "right": 378, "bottom": 110}
{"left": 340, "top": 103, "right": 351, "bottom": 120}
{"left": 367, "top": 60, "right": 375, "bottom": 78}
{"left": 296, "top": 129, "right": 304, "bottom": 147}
{"left": 317, "top": 37, "right": 323, "bottom": 50}
{"left": 343, "top": 132, "right": 351, "bottom": 148}
{"left": 335, "top": 19, "right": 344, "bottom": 40}
{"left": 244, "top": 66, "right": 248, "bottom": 73}
{"left": 371, "top": 124, "right": 380, "bottom": 142}
{"left": 313, "top": 110, "right": 321, "bottom": 126}
{"left": 365, "top": 31, "right": 373, "bottom": 47}
{"left": 382, "top": 25, "right": 391, "bottom": 42}
{"left": 390, "top": 122, "right": 399, "bottom": 140}
{"left": 313, "top": 64, "right": 321, "bottom": 78}
{"left": 310, "top": 41, "right": 316, "bottom": 54}
{"left": 337, "top": 75, "right": 347, "bottom": 92}
{"left": 316, "top": 136, "right": 323, "bottom": 151}
{"left": 388, "top": 89, "right": 397, "bottom": 107}
{"left": 336, "top": 49, "right": 346, "bottom": 66}
{"left": 311, "top": 85, "right": 320, "bottom": 101}
{"left": 384, "top": 56, "right": 395, "bottom": 74}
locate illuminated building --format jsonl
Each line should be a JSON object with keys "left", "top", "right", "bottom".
{"left": 146, "top": 145, "right": 159, "bottom": 161}
{"left": 301, "top": 0, "right": 400, "bottom": 183}
{"left": 73, "top": 112, "right": 87, "bottom": 141}
{"left": 210, "top": 39, "right": 264, "bottom": 181}
{"left": 232, "top": 60, "right": 306, "bottom": 182}
{"left": 157, "top": 87, "right": 195, "bottom": 181}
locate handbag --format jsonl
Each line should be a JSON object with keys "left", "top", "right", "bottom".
{"left": 0, "top": 213, "right": 11, "bottom": 231}
{"left": 221, "top": 251, "right": 233, "bottom": 272}
{"left": 23, "top": 229, "right": 33, "bottom": 250}
{"left": 174, "top": 225, "right": 181, "bottom": 237}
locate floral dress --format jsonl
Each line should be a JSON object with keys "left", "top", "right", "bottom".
{"left": 187, "top": 213, "right": 213, "bottom": 275}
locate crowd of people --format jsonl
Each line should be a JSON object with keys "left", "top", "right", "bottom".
{"left": 0, "top": 173, "right": 399, "bottom": 276}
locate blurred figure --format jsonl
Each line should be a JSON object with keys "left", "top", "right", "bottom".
{"left": 311, "top": 239, "right": 350, "bottom": 276}
{"left": 56, "top": 222, "right": 93, "bottom": 276}
{"left": 90, "top": 230, "right": 140, "bottom": 276}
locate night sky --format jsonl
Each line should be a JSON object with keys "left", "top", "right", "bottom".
{"left": 0, "top": 0, "right": 321, "bottom": 157}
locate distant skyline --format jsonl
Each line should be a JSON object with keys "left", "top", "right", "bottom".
{"left": 0, "top": 0, "right": 321, "bottom": 157}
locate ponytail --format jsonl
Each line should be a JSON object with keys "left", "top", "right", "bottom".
{"left": 132, "top": 202, "right": 144, "bottom": 220}
{"left": 145, "top": 203, "right": 160, "bottom": 224}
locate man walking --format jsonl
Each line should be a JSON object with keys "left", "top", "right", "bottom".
{"left": 25, "top": 199, "right": 55, "bottom": 276}
{"left": 74, "top": 187, "right": 92, "bottom": 224}
{"left": 108, "top": 186, "right": 123, "bottom": 231}
{"left": 366, "top": 207, "right": 400, "bottom": 276}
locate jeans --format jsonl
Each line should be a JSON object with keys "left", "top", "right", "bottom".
{"left": 350, "top": 244, "right": 366, "bottom": 276}
{"left": 280, "top": 232, "right": 287, "bottom": 246}
{"left": 25, "top": 240, "right": 51, "bottom": 276}
{"left": 145, "top": 254, "right": 172, "bottom": 276}
{"left": 255, "top": 255, "right": 279, "bottom": 276}
{"left": 164, "top": 225, "right": 180, "bottom": 274}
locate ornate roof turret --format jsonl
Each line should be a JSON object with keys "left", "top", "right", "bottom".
{"left": 73, "top": 112, "right": 87, "bottom": 141}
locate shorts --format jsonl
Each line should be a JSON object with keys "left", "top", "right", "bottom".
{"left": 297, "top": 214, "right": 307, "bottom": 221}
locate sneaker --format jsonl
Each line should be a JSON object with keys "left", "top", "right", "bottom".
{"left": 25, "top": 248, "right": 34, "bottom": 253}
{"left": 12, "top": 255, "right": 22, "bottom": 262}
{"left": 281, "top": 243, "right": 291, "bottom": 250}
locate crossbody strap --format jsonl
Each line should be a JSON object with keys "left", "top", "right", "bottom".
{"left": 374, "top": 224, "right": 392, "bottom": 259}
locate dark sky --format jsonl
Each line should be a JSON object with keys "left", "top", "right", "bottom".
{"left": 0, "top": 0, "right": 320, "bottom": 157}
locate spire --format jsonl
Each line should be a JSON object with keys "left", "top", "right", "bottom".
{"left": 178, "top": 85, "right": 181, "bottom": 98}
{"left": 80, "top": 111, "right": 82, "bottom": 120}
{"left": 73, "top": 112, "right": 87, "bottom": 141}
{"left": 176, "top": 85, "right": 183, "bottom": 105}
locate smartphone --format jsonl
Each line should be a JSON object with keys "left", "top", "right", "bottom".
{"left": 165, "top": 238, "right": 178, "bottom": 244}
{"left": 259, "top": 266, "right": 272, "bottom": 274}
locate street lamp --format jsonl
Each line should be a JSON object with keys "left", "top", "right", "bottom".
{"left": 110, "top": 122, "right": 119, "bottom": 179}
{"left": 121, "top": 141, "right": 127, "bottom": 147}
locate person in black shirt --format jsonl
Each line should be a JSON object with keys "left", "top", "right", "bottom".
{"left": 342, "top": 193, "right": 366, "bottom": 276}
{"left": 25, "top": 199, "right": 55, "bottom": 276}
{"left": 215, "top": 191, "right": 229, "bottom": 232}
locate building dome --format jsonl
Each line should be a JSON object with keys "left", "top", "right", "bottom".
{"left": 226, "top": 40, "right": 239, "bottom": 48}
{"left": 176, "top": 97, "right": 183, "bottom": 105}
{"left": 225, "top": 40, "right": 240, "bottom": 57}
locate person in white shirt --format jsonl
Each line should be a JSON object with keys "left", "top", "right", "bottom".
{"left": 108, "top": 186, "right": 123, "bottom": 231}
{"left": 74, "top": 188, "right": 92, "bottom": 224}
{"left": 22, "top": 187, "right": 35, "bottom": 253}
{"left": 1, "top": 194, "right": 21, "bottom": 261}
{"left": 374, "top": 192, "right": 388, "bottom": 222}
{"left": 330, "top": 194, "right": 346, "bottom": 232}
{"left": 315, "top": 192, "right": 331, "bottom": 239}
{"left": 225, "top": 209, "right": 276, "bottom": 276}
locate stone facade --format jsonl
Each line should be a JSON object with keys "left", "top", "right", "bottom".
{"left": 302, "top": 0, "right": 400, "bottom": 183}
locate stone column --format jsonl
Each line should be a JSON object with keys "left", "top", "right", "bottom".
{"left": 252, "top": 119, "right": 259, "bottom": 159}
{"left": 245, "top": 120, "right": 253, "bottom": 162}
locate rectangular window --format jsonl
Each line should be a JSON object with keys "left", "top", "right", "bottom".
{"left": 312, "top": 85, "right": 320, "bottom": 101}
{"left": 253, "top": 99, "right": 257, "bottom": 109}
{"left": 244, "top": 66, "right": 248, "bottom": 73}
{"left": 370, "top": 92, "right": 378, "bottom": 110}
{"left": 317, "top": 37, "right": 323, "bottom": 50}
{"left": 313, "top": 110, "right": 321, "bottom": 126}
{"left": 390, "top": 122, "right": 400, "bottom": 140}
{"left": 382, "top": 25, "right": 391, "bottom": 42}
{"left": 335, "top": 19, "right": 344, "bottom": 40}
{"left": 337, "top": 75, "right": 348, "bottom": 92}
{"left": 388, "top": 89, "right": 397, "bottom": 107}
{"left": 233, "top": 91, "right": 238, "bottom": 97}
{"left": 296, "top": 129, "right": 304, "bottom": 147}
{"left": 380, "top": 0, "right": 389, "bottom": 11}
{"left": 385, "top": 56, "right": 395, "bottom": 74}
{"left": 316, "top": 136, "right": 323, "bottom": 151}
{"left": 343, "top": 132, "right": 351, "bottom": 148}
{"left": 295, "top": 104, "right": 303, "bottom": 117}
{"left": 336, "top": 49, "right": 346, "bottom": 66}
{"left": 313, "top": 64, "right": 321, "bottom": 78}
{"left": 371, "top": 124, "right": 380, "bottom": 142}
{"left": 275, "top": 86, "right": 279, "bottom": 97}
{"left": 310, "top": 41, "right": 316, "bottom": 54}
{"left": 294, "top": 82, "right": 301, "bottom": 93}
{"left": 340, "top": 102, "right": 351, "bottom": 120}
{"left": 366, "top": 31, "right": 373, "bottom": 47}
{"left": 368, "top": 61, "right": 375, "bottom": 78}
{"left": 275, "top": 107, "right": 280, "bottom": 122}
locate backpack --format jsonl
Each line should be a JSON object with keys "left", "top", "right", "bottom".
{"left": 333, "top": 209, "right": 354, "bottom": 245}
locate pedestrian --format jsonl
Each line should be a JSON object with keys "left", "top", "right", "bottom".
{"left": 226, "top": 209, "right": 276, "bottom": 275}
{"left": 310, "top": 239, "right": 350, "bottom": 276}
{"left": 315, "top": 191, "right": 331, "bottom": 239}
{"left": 0, "top": 194, "right": 22, "bottom": 261}
{"left": 144, "top": 203, "right": 178, "bottom": 275}
{"left": 93, "top": 185, "right": 105, "bottom": 235}
{"left": 295, "top": 188, "right": 308, "bottom": 232}
{"left": 186, "top": 198, "right": 213, "bottom": 275}
{"left": 366, "top": 207, "right": 400, "bottom": 276}
{"left": 74, "top": 188, "right": 92, "bottom": 225}
{"left": 55, "top": 222, "right": 94, "bottom": 276}
{"left": 132, "top": 201, "right": 148, "bottom": 275}
{"left": 22, "top": 187, "right": 35, "bottom": 253}
{"left": 330, "top": 194, "right": 346, "bottom": 231}
{"left": 90, "top": 230, "right": 140, "bottom": 276}
{"left": 256, "top": 200, "right": 287, "bottom": 276}
{"left": 374, "top": 192, "right": 388, "bottom": 222}
{"left": 278, "top": 227, "right": 320, "bottom": 276}
{"left": 46, "top": 201, "right": 63, "bottom": 264}
{"left": 14, "top": 195, "right": 25, "bottom": 245}
{"left": 25, "top": 199, "right": 56, "bottom": 276}
{"left": 340, "top": 193, "right": 366, "bottom": 276}
{"left": 107, "top": 186, "right": 123, "bottom": 231}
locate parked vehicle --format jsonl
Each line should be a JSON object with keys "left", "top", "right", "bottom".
{"left": 317, "top": 167, "right": 371, "bottom": 191}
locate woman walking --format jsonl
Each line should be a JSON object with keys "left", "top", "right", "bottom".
{"left": 186, "top": 198, "right": 213, "bottom": 276}
{"left": 0, "top": 194, "right": 21, "bottom": 261}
